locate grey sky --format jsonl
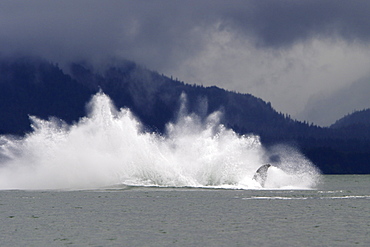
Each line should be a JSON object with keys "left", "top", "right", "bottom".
{"left": 1, "top": 0, "right": 370, "bottom": 125}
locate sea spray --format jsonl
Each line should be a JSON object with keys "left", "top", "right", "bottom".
{"left": 0, "top": 92, "right": 320, "bottom": 190}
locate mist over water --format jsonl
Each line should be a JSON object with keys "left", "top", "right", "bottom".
{"left": 0, "top": 92, "right": 320, "bottom": 190}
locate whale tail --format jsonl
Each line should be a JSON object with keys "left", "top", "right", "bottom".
{"left": 253, "top": 164, "right": 271, "bottom": 187}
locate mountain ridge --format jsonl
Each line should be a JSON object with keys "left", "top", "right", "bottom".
{"left": 0, "top": 56, "right": 369, "bottom": 174}
{"left": 331, "top": 108, "right": 370, "bottom": 129}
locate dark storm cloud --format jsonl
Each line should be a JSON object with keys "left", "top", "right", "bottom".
{"left": 0, "top": 1, "right": 127, "bottom": 62}
{"left": 2, "top": 1, "right": 370, "bottom": 66}
{"left": 0, "top": 1, "right": 216, "bottom": 70}
{"left": 223, "top": 0, "right": 370, "bottom": 47}
{"left": 1, "top": 0, "right": 370, "bottom": 124}
{"left": 0, "top": 1, "right": 217, "bottom": 68}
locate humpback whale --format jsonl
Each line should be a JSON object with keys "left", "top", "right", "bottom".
{"left": 253, "top": 164, "right": 271, "bottom": 187}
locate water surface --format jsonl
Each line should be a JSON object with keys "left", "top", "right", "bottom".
{"left": 1, "top": 175, "right": 369, "bottom": 246}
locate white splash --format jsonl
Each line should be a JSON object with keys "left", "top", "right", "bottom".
{"left": 0, "top": 92, "right": 321, "bottom": 190}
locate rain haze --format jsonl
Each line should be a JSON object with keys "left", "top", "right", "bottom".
{"left": 1, "top": 0, "right": 370, "bottom": 126}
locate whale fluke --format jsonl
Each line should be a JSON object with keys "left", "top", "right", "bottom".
{"left": 253, "top": 164, "right": 271, "bottom": 187}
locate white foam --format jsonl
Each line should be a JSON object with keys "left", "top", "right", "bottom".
{"left": 0, "top": 92, "right": 321, "bottom": 190}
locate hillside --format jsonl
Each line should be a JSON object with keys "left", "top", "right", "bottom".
{"left": 0, "top": 57, "right": 94, "bottom": 135}
{"left": 0, "top": 56, "right": 369, "bottom": 174}
{"left": 331, "top": 109, "right": 370, "bottom": 129}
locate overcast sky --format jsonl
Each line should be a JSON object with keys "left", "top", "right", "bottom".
{"left": 1, "top": 0, "right": 370, "bottom": 126}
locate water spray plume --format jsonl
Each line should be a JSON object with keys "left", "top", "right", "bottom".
{"left": 0, "top": 92, "right": 321, "bottom": 190}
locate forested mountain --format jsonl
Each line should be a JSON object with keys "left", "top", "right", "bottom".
{"left": 329, "top": 108, "right": 370, "bottom": 142}
{"left": 331, "top": 109, "right": 370, "bottom": 129}
{"left": 0, "top": 57, "right": 93, "bottom": 135}
{"left": 0, "top": 56, "right": 369, "bottom": 174}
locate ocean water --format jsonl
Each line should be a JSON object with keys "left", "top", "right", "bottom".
{"left": 0, "top": 175, "right": 369, "bottom": 246}
{"left": 0, "top": 92, "right": 368, "bottom": 246}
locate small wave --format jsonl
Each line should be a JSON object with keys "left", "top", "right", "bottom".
{"left": 243, "top": 196, "right": 308, "bottom": 200}
{"left": 320, "top": 195, "right": 370, "bottom": 200}
{"left": 242, "top": 195, "right": 370, "bottom": 200}
{"left": 317, "top": 190, "right": 344, "bottom": 193}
